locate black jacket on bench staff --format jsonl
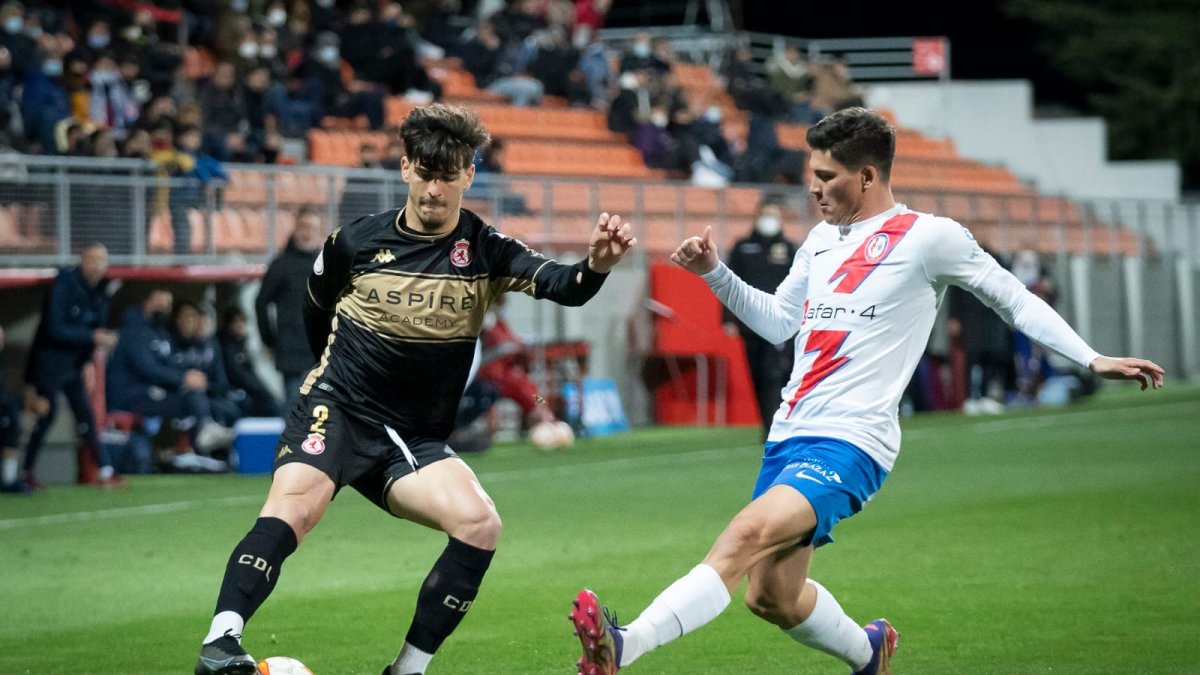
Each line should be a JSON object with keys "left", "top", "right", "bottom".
{"left": 301, "top": 206, "right": 607, "bottom": 442}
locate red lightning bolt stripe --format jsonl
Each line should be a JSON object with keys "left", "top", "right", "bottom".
{"left": 787, "top": 329, "right": 851, "bottom": 416}
{"left": 827, "top": 213, "right": 918, "bottom": 293}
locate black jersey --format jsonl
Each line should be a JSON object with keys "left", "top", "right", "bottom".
{"left": 300, "top": 207, "right": 607, "bottom": 442}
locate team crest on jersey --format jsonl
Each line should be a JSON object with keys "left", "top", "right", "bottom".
{"left": 301, "top": 433, "right": 326, "bottom": 455}
{"left": 864, "top": 233, "right": 890, "bottom": 263}
{"left": 373, "top": 249, "right": 396, "bottom": 264}
{"left": 450, "top": 239, "right": 472, "bottom": 267}
{"left": 769, "top": 242, "right": 790, "bottom": 264}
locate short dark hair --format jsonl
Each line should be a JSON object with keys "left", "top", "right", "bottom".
{"left": 399, "top": 103, "right": 490, "bottom": 174}
{"left": 222, "top": 304, "right": 246, "bottom": 327}
{"left": 806, "top": 107, "right": 895, "bottom": 182}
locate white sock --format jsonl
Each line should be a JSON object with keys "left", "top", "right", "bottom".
{"left": 390, "top": 641, "right": 433, "bottom": 674}
{"left": 620, "top": 564, "right": 730, "bottom": 667}
{"left": 784, "top": 580, "right": 872, "bottom": 670}
{"left": 203, "top": 611, "right": 245, "bottom": 645}
{"left": 1, "top": 456, "right": 17, "bottom": 485}
{"left": 98, "top": 465, "right": 114, "bottom": 480}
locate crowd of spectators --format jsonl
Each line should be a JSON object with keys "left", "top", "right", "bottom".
{"left": 0, "top": 0, "right": 867, "bottom": 194}
{"left": 0, "top": 1, "right": 879, "bottom": 491}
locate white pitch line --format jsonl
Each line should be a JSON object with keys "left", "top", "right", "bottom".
{"left": 2, "top": 398, "right": 1192, "bottom": 531}
{"left": 0, "top": 495, "right": 261, "bottom": 530}
{"left": 0, "top": 446, "right": 761, "bottom": 531}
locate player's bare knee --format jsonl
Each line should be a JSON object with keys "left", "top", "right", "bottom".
{"left": 450, "top": 504, "right": 502, "bottom": 549}
{"left": 261, "top": 495, "right": 324, "bottom": 542}
{"left": 715, "top": 517, "right": 771, "bottom": 558}
{"left": 743, "top": 588, "right": 788, "bottom": 626}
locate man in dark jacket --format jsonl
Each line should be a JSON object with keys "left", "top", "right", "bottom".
{"left": 22, "top": 243, "right": 121, "bottom": 489}
{"left": 169, "top": 299, "right": 240, "bottom": 429}
{"left": 947, "top": 243, "right": 1016, "bottom": 415}
{"left": 722, "top": 201, "right": 800, "bottom": 441}
{"left": 106, "top": 289, "right": 236, "bottom": 464}
{"left": 255, "top": 205, "right": 325, "bottom": 412}
{"left": 218, "top": 305, "right": 281, "bottom": 419}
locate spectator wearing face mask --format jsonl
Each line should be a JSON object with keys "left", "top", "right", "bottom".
{"left": 299, "top": 30, "right": 385, "bottom": 129}
{"left": 0, "top": 1, "right": 36, "bottom": 76}
{"left": 678, "top": 102, "right": 737, "bottom": 186}
{"left": 88, "top": 51, "right": 139, "bottom": 139}
{"left": 20, "top": 46, "right": 69, "bottom": 153}
{"left": 77, "top": 19, "right": 113, "bottom": 62}
{"left": 721, "top": 199, "right": 800, "bottom": 441}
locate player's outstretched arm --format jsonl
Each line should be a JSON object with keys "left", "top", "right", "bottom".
{"left": 670, "top": 225, "right": 719, "bottom": 275}
{"left": 1089, "top": 356, "right": 1165, "bottom": 391}
{"left": 587, "top": 212, "right": 637, "bottom": 273}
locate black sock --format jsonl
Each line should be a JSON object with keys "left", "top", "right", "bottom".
{"left": 214, "top": 517, "right": 299, "bottom": 622}
{"left": 404, "top": 537, "right": 495, "bottom": 653}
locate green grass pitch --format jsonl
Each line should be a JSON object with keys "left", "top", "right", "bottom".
{"left": 2, "top": 384, "right": 1198, "bottom": 674}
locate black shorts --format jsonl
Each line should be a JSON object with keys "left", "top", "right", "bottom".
{"left": 274, "top": 393, "right": 458, "bottom": 513}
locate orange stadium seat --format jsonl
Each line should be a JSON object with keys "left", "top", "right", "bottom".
{"left": 148, "top": 212, "right": 172, "bottom": 254}
{"left": 183, "top": 46, "right": 215, "bottom": 80}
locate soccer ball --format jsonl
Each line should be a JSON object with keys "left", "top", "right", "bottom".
{"left": 529, "top": 420, "right": 575, "bottom": 450}
{"left": 257, "top": 656, "right": 313, "bottom": 675}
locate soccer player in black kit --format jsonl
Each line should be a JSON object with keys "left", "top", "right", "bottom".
{"left": 195, "top": 103, "right": 638, "bottom": 675}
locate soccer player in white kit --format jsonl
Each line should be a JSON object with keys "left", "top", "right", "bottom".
{"left": 570, "top": 107, "right": 1165, "bottom": 675}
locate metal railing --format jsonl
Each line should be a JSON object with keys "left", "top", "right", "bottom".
{"left": 1, "top": 156, "right": 1196, "bottom": 379}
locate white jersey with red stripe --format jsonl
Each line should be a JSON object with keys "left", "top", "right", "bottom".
{"left": 701, "top": 203, "right": 1099, "bottom": 471}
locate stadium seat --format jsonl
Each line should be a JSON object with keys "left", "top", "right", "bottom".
{"left": 148, "top": 212, "right": 172, "bottom": 254}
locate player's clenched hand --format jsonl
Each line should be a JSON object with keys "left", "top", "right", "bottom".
{"left": 670, "top": 225, "right": 719, "bottom": 275}
{"left": 1089, "top": 356, "right": 1165, "bottom": 390}
{"left": 587, "top": 212, "right": 637, "bottom": 273}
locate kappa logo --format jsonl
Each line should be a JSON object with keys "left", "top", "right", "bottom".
{"left": 277, "top": 445, "right": 293, "bottom": 459}
{"left": 301, "top": 433, "right": 326, "bottom": 455}
{"left": 450, "top": 238, "right": 472, "bottom": 267}
{"left": 373, "top": 249, "right": 396, "bottom": 264}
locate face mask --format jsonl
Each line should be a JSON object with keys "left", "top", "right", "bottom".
{"left": 88, "top": 33, "right": 110, "bottom": 49}
{"left": 3, "top": 16, "right": 21, "bottom": 34}
{"left": 650, "top": 112, "right": 667, "bottom": 128}
{"left": 632, "top": 42, "right": 650, "bottom": 58}
{"left": 319, "top": 46, "right": 339, "bottom": 64}
{"left": 259, "top": 43, "right": 276, "bottom": 58}
{"left": 238, "top": 41, "right": 259, "bottom": 59}
{"left": 42, "top": 59, "right": 62, "bottom": 76}
{"left": 571, "top": 27, "right": 590, "bottom": 50}
{"left": 91, "top": 69, "right": 118, "bottom": 84}
{"left": 755, "top": 216, "right": 781, "bottom": 237}
{"left": 703, "top": 106, "right": 721, "bottom": 123}
{"left": 618, "top": 72, "right": 638, "bottom": 89}
{"left": 123, "top": 26, "right": 141, "bottom": 41}
{"left": 267, "top": 9, "right": 287, "bottom": 26}
{"left": 133, "top": 80, "right": 151, "bottom": 103}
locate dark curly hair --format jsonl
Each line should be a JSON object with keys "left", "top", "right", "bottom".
{"left": 399, "top": 103, "right": 491, "bottom": 174}
{"left": 806, "top": 107, "right": 896, "bottom": 183}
